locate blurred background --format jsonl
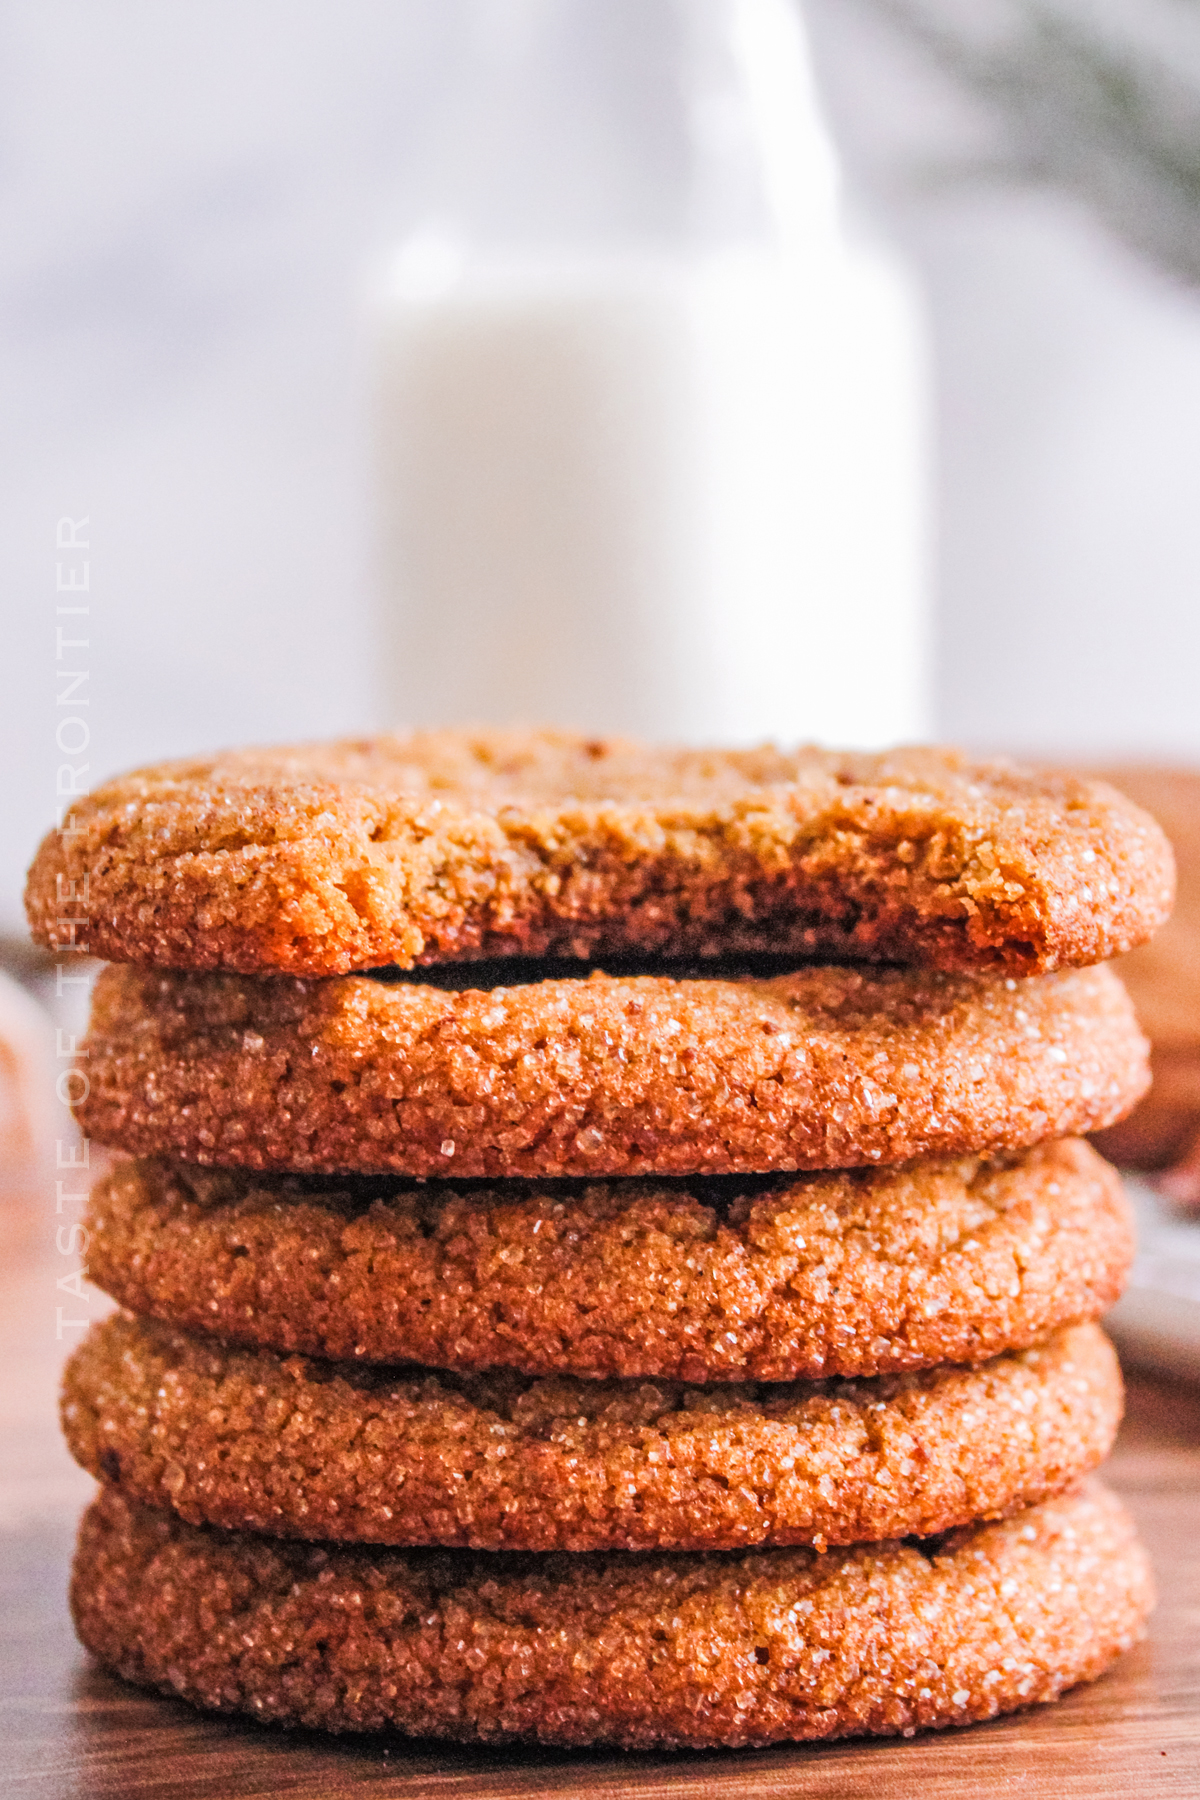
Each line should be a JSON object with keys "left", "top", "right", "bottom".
{"left": 5, "top": 0, "right": 1200, "bottom": 937}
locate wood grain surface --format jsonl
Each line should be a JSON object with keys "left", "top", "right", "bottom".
{"left": 1, "top": 1184, "right": 1198, "bottom": 1800}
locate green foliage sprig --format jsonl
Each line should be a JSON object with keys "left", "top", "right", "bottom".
{"left": 858, "top": 0, "right": 1200, "bottom": 282}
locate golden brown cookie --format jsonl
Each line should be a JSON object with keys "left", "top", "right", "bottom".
{"left": 75, "top": 961, "right": 1148, "bottom": 1179}
{"left": 1088, "top": 767, "right": 1200, "bottom": 1197}
{"left": 26, "top": 733, "right": 1173, "bottom": 977}
{"left": 85, "top": 1142, "right": 1132, "bottom": 1382}
{"left": 71, "top": 1482, "right": 1151, "bottom": 1748}
{"left": 62, "top": 1315, "right": 1120, "bottom": 1555}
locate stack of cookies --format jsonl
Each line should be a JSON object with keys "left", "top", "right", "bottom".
{"left": 27, "top": 734, "right": 1173, "bottom": 1750}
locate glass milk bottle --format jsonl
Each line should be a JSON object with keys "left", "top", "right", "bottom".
{"left": 373, "top": 0, "right": 928, "bottom": 746}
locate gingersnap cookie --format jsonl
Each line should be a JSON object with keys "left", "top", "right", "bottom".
{"left": 26, "top": 732, "right": 1173, "bottom": 978}
{"left": 75, "top": 960, "right": 1147, "bottom": 1180}
{"left": 63, "top": 1315, "right": 1122, "bottom": 1554}
{"left": 71, "top": 1482, "right": 1151, "bottom": 1747}
{"left": 85, "top": 1141, "right": 1132, "bottom": 1381}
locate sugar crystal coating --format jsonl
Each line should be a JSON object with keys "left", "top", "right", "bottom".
{"left": 26, "top": 733, "right": 1174, "bottom": 976}
{"left": 85, "top": 1141, "right": 1132, "bottom": 1381}
{"left": 47, "top": 734, "right": 1172, "bottom": 1747}
{"left": 70, "top": 1482, "right": 1152, "bottom": 1747}
{"left": 76, "top": 961, "right": 1149, "bottom": 1179}
{"left": 62, "top": 1315, "right": 1122, "bottom": 1553}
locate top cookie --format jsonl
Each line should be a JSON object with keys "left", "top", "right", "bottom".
{"left": 25, "top": 733, "right": 1172, "bottom": 977}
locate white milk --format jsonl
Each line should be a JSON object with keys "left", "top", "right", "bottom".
{"left": 375, "top": 240, "right": 925, "bottom": 746}
{"left": 372, "top": 0, "right": 928, "bottom": 746}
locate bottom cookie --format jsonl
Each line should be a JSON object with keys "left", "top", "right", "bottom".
{"left": 72, "top": 1483, "right": 1150, "bottom": 1749}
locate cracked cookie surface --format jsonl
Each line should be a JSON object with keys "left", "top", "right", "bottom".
{"left": 75, "top": 961, "right": 1148, "bottom": 1179}
{"left": 84, "top": 1141, "right": 1132, "bottom": 1381}
{"left": 26, "top": 733, "right": 1173, "bottom": 976}
{"left": 70, "top": 1482, "right": 1151, "bottom": 1747}
{"left": 62, "top": 1314, "right": 1121, "bottom": 1553}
